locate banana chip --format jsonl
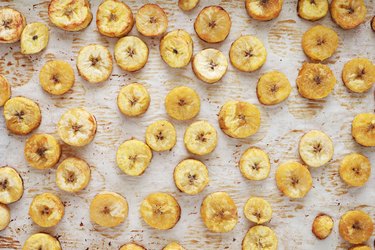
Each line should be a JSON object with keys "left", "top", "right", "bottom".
{"left": 115, "top": 36, "right": 149, "bottom": 72}
{"left": 165, "top": 86, "right": 200, "bottom": 121}
{"left": 116, "top": 139, "right": 153, "bottom": 176}
{"left": 298, "top": 130, "right": 334, "bottom": 168}
{"left": 331, "top": 0, "right": 367, "bottom": 29}
{"left": 275, "top": 161, "right": 312, "bottom": 198}
{"left": 23, "top": 233, "right": 61, "bottom": 250}
{"left": 297, "top": 0, "right": 328, "bottom": 21}
{"left": 21, "top": 22, "right": 49, "bottom": 54}
{"left": 96, "top": 0, "right": 134, "bottom": 37}
{"left": 56, "top": 157, "right": 91, "bottom": 192}
{"left": 0, "top": 166, "right": 23, "bottom": 204}
{"left": 24, "top": 134, "right": 61, "bottom": 170}
{"left": 244, "top": 197, "right": 272, "bottom": 224}
{"left": 230, "top": 35, "right": 267, "bottom": 72}
{"left": 302, "top": 25, "right": 339, "bottom": 62}
{"left": 3, "top": 97, "right": 41, "bottom": 135}
{"left": 40, "top": 60, "right": 75, "bottom": 95}
{"left": 90, "top": 192, "right": 128, "bottom": 228}
{"left": 77, "top": 44, "right": 113, "bottom": 83}
{"left": 352, "top": 113, "right": 375, "bottom": 147}
{"left": 0, "top": 204, "right": 10, "bottom": 231}
{"left": 200, "top": 192, "right": 238, "bottom": 233}
{"left": 218, "top": 101, "right": 261, "bottom": 139}
{"left": 242, "top": 225, "right": 278, "bottom": 250}
{"left": 184, "top": 121, "right": 217, "bottom": 155}
{"left": 240, "top": 147, "right": 271, "bottom": 181}
{"left": 342, "top": 58, "right": 375, "bottom": 93}
{"left": 245, "top": 0, "right": 283, "bottom": 21}
{"left": 140, "top": 192, "right": 181, "bottom": 230}
{"left": 57, "top": 108, "right": 97, "bottom": 147}
{"left": 145, "top": 120, "right": 177, "bottom": 152}
{"left": 194, "top": 6, "right": 231, "bottom": 43}
{"left": 29, "top": 193, "right": 64, "bottom": 227}
{"left": 179, "top": 0, "right": 199, "bottom": 11}
{"left": 296, "top": 63, "right": 336, "bottom": 100}
{"left": 48, "top": 0, "right": 92, "bottom": 31}
{"left": 312, "top": 214, "right": 334, "bottom": 240}
{"left": 173, "top": 159, "right": 209, "bottom": 195}
{"left": 339, "top": 153, "right": 371, "bottom": 187}
{"left": 117, "top": 83, "right": 150, "bottom": 117}
{"left": 0, "top": 7, "right": 26, "bottom": 43}
{"left": 160, "top": 29, "right": 193, "bottom": 68}
{"left": 256, "top": 71, "right": 291, "bottom": 105}
{"left": 136, "top": 4, "right": 168, "bottom": 37}
{"left": 192, "top": 48, "right": 228, "bottom": 84}
{"left": 0, "top": 75, "right": 11, "bottom": 107}
{"left": 339, "top": 210, "right": 373, "bottom": 244}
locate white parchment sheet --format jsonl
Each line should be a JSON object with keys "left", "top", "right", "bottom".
{"left": 0, "top": 0, "right": 374, "bottom": 249}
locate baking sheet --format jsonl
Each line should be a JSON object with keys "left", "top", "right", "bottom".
{"left": 0, "top": 0, "right": 375, "bottom": 249}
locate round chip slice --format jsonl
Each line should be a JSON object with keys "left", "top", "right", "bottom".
{"left": 116, "top": 139, "right": 153, "bottom": 176}
{"left": 239, "top": 147, "right": 270, "bottom": 181}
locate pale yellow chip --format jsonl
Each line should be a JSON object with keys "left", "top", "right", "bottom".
{"left": 298, "top": 130, "right": 334, "bottom": 168}
{"left": 163, "top": 242, "right": 186, "bottom": 250}
{"left": 184, "top": 120, "right": 218, "bottom": 156}
{"left": 242, "top": 225, "right": 278, "bottom": 250}
{"left": 0, "top": 166, "right": 23, "bottom": 204}
{"left": 297, "top": 0, "right": 329, "bottom": 21}
{"left": 22, "top": 233, "right": 61, "bottom": 250}
{"left": 0, "top": 204, "right": 10, "bottom": 231}
{"left": 192, "top": 48, "right": 228, "bottom": 84}
{"left": 145, "top": 120, "right": 176, "bottom": 152}
{"left": 117, "top": 83, "right": 150, "bottom": 117}
{"left": 116, "top": 139, "right": 153, "bottom": 176}
{"left": 244, "top": 197, "right": 272, "bottom": 224}
{"left": 160, "top": 29, "right": 193, "bottom": 68}
{"left": 245, "top": 0, "right": 283, "bottom": 21}
{"left": 57, "top": 108, "right": 97, "bottom": 147}
{"left": 115, "top": 36, "right": 149, "bottom": 72}
{"left": 256, "top": 71, "right": 291, "bottom": 105}
{"left": 312, "top": 214, "right": 334, "bottom": 240}
{"left": 119, "top": 243, "right": 146, "bottom": 250}
{"left": 56, "top": 157, "right": 91, "bottom": 192}
{"left": 77, "top": 44, "right": 113, "bottom": 83}
{"left": 140, "top": 192, "right": 181, "bottom": 230}
{"left": 240, "top": 147, "right": 270, "bottom": 181}
{"left": 230, "top": 35, "right": 267, "bottom": 72}
{"left": 173, "top": 159, "right": 209, "bottom": 195}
